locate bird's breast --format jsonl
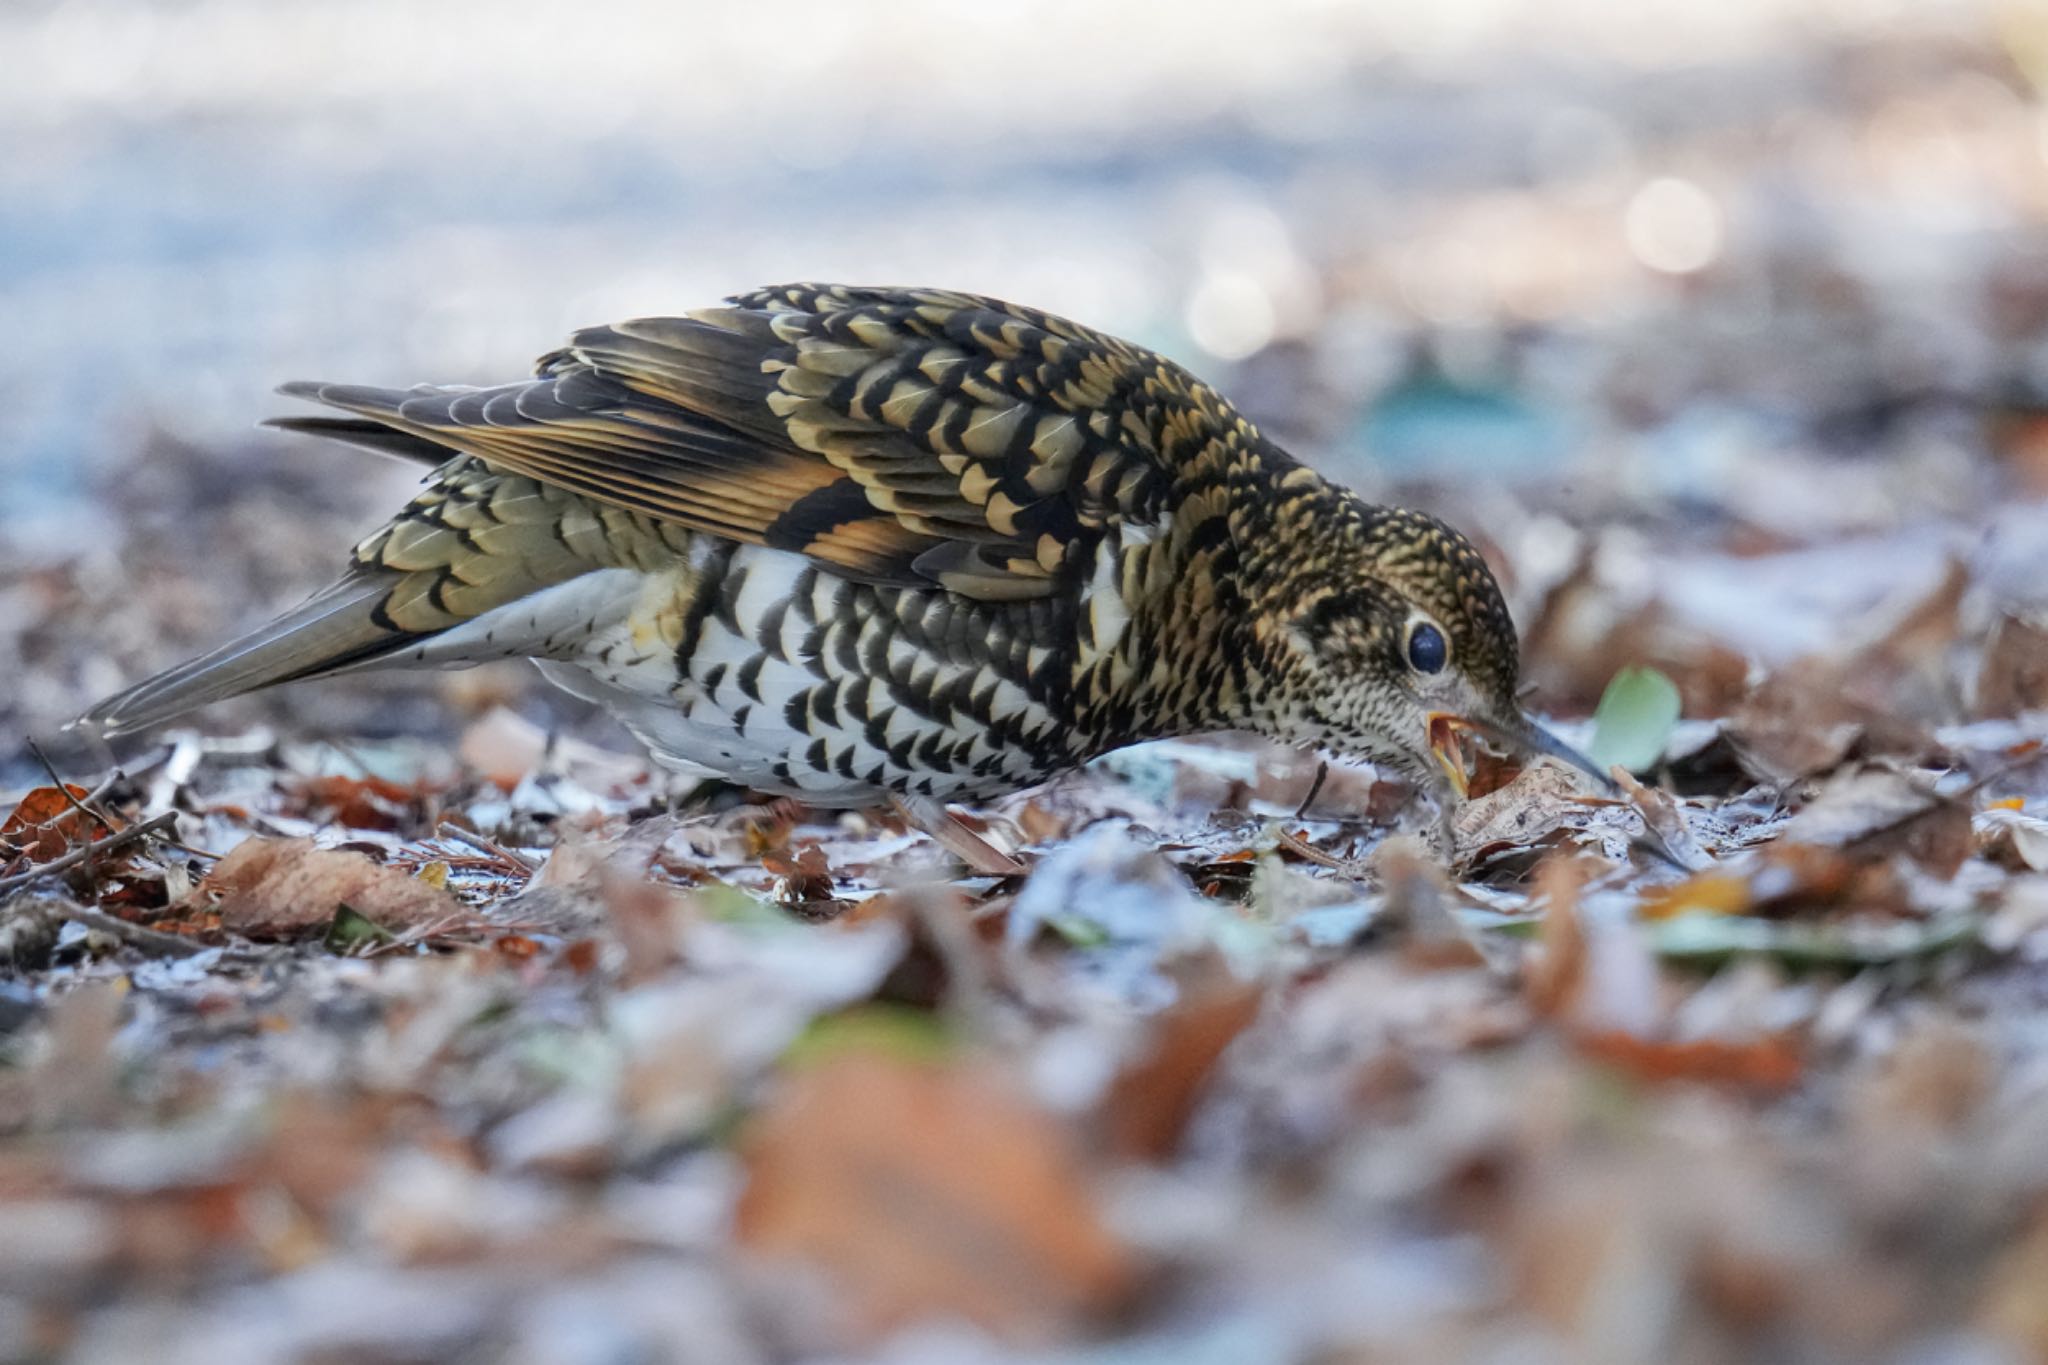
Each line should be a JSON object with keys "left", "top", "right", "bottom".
{"left": 547, "top": 538, "right": 1118, "bottom": 802}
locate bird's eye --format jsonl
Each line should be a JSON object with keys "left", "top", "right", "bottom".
{"left": 1406, "top": 621, "right": 1448, "bottom": 674}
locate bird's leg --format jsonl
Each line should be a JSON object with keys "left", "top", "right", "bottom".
{"left": 888, "top": 794, "right": 1027, "bottom": 878}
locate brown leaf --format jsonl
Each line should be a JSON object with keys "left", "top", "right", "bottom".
{"left": 1612, "top": 768, "right": 1712, "bottom": 869}
{"left": 1524, "top": 857, "right": 1590, "bottom": 1019}
{"left": 736, "top": 1050, "right": 1139, "bottom": 1342}
{"left": 1784, "top": 767, "right": 1972, "bottom": 878}
{"left": 1102, "top": 981, "right": 1262, "bottom": 1161}
{"left": 194, "top": 837, "right": 463, "bottom": 939}
{"left": 1454, "top": 763, "right": 1588, "bottom": 864}
{"left": 1726, "top": 660, "right": 1866, "bottom": 784}
{"left": 0, "top": 785, "right": 104, "bottom": 864}
{"left": 290, "top": 773, "right": 429, "bottom": 832}
{"left": 763, "top": 842, "right": 837, "bottom": 906}
{"left": 1573, "top": 1030, "right": 1803, "bottom": 1093}
{"left": 1975, "top": 613, "right": 2048, "bottom": 718}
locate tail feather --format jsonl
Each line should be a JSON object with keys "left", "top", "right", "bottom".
{"left": 262, "top": 415, "right": 456, "bottom": 466}
{"left": 76, "top": 575, "right": 425, "bottom": 739}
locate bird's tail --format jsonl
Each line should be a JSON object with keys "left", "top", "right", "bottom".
{"left": 77, "top": 388, "right": 644, "bottom": 739}
{"left": 75, "top": 573, "right": 431, "bottom": 739}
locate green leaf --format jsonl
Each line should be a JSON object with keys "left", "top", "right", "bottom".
{"left": 1588, "top": 666, "right": 1682, "bottom": 773}
{"left": 324, "top": 903, "right": 396, "bottom": 955}
{"left": 784, "top": 1005, "right": 955, "bottom": 1068}
{"left": 1647, "top": 909, "right": 1980, "bottom": 970}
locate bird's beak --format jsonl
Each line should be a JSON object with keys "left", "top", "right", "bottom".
{"left": 1426, "top": 712, "right": 1476, "bottom": 798}
{"left": 1428, "top": 710, "right": 1618, "bottom": 799}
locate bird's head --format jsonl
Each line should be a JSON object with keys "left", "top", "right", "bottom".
{"left": 1248, "top": 505, "right": 1610, "bottom": 801}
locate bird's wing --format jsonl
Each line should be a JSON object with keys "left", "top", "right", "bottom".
{"left": 274, "top": 284, "right": 1252, "bottom": 601}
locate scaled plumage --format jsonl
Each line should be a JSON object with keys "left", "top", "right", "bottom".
{"left": 82, "top": 284, "right": 1604, "bottom": 843}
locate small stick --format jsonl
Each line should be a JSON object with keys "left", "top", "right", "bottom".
{"left": 54, "top": 904, "right": 206, "bottom": 960}
{"left": 1293, "top": 761, "right": 1330, "bottom": 820}
{"left": 1272, "top": 824, "right": 1359, "bottom": 873}
{"left": 0, "top": 812, "right": 180, "bottom": 895}
{"left": 24, "top": 739, "right": 218, "bottom": 864}
{"left": 435, "top": 822, "right": 540, "bottom": 873}
{"left": 24, "top": 739, "right": 121, "bottom": 834}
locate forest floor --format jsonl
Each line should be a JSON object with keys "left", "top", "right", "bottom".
{"left": 4, "top": 403, "right": 2048, "bottom": 1363}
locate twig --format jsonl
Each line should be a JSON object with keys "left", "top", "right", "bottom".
{"left": 1293, "top": 761, "right": 1330, "bottom": 820}
{"left": 23, "top": 739, "right": 218, "bottom": 863}
{"left": 24, "top": 739, "right": 121, "bottom": 829}
{"left": 358, "top": 911, "right": 487, "bottom": 959}
{"left": 436, "top": 822, "right": 540, "bottom": 873}
{"left": 0, "top": 812, "right": 180, "bottom": 895}
{"left": 54, "top": 904, "right": 206, "bottom": 959}
{"left": 1272, "top": 824, "right": 1360, "bottom": 873}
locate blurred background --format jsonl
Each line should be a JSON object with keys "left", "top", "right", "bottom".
{"left": 4, "top": 0, "right": 2047, "bottom": 756}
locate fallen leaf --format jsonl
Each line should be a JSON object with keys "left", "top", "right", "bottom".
{"left": 763, "top": 842, "right": 838, "bottom": 906}
{"left": 1454, "top": 764, "right": 1588, "bottom": 865}
{"left": 194, "top": 837, "right": 463, "bottom": 939}
{"left": 1725, "top": 661, "right": 1866, "bottom": 784}
{"left": 1638, "top": 870, "right": 1752, "bottom": 921}
{"left": 1784, "top": 766, "right": 1972, "bottom": 877}
{"left": 291, "top": 773, "right": 429, "bottom": 832}
{"left": 1524, "top": 857, "right": 1591, "bottom": 1018}
{"left": 0, "top": 785, "right": 105, "bottom": 864}
{"left": 324, "top": 904, "right": 398, "bottom": 955}
{"left": 1102, "top": 981, "right": 1262, "bottom": 1160}
{"left": 1975, "top": 613, "right": 2048, "bottom": 718}
{"left": 1573, "top": 1030, "right": 1803, "bottom": 1093}
{"left": 1613, "top": 768, "right": 1712, "bottom": 870}
{"left": 1588, "top": 666, "right": 1683, "bottom": 773}
{"left": 1977, "top": 807, "right": 2048, "bottom": 871}
{"left": 736, "top": 1050, "right": 1138, "bottom": 1342}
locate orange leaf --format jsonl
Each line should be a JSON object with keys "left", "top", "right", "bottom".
{"left": 1637, "top": 870, "right": 1751, "bottom": 921}
{"left": 736, "top": 1051, "right": 1139, "bottom": 1342}
{"left": 292, "top": 774, "right": 430, "bottom": 832}
{"left": 1, "top": 784, "right": 106, "bottom": 862}
{"left": 1102, "top": 983, "right": 1262, "bottom": 1161}
{"left": 1574, "top": 1030, "right": 1803, "bottom": 1093}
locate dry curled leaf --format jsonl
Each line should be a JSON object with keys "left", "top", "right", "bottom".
{"left": 736, "top": 1050, "right": 1139, "bottom": 1342}
{"left": 193, "top": 837, "right": 463, "bottom": 939}
{"left": 1, "top": 785, "right": 105, "bottom": 864}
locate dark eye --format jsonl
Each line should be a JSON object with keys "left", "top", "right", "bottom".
{"left": 1406, "top": 622, "right": 1448, "bottom": 674}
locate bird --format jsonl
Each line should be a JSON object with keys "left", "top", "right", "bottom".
{"left": 79, "top": 283, "right": 1607, "bottom": 870}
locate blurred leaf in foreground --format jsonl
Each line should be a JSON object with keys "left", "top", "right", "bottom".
{"left": 1588, "top": 666, "right": 1682, "bottom": 773}
{"left": 736, "top": 1049, "right": 1138, "bottom": 1341}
